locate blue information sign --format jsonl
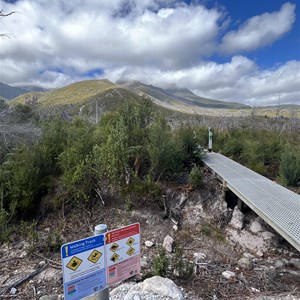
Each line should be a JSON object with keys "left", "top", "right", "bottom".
{"left": 61, "top": 235, "right": 106, "bottom": 300}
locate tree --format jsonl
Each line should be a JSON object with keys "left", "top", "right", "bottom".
{"left": 147, "top": 115, "right": 183, "bottom": 180}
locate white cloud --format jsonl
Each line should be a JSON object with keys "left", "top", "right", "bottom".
{"left": 106, "top": 57, "right": 300, "bottom": 106}
{"left": 0, "top": 0, "right": 299, "bottom": 106}
{"left": 220, "top": 2, "right": 296, "bottom": 54}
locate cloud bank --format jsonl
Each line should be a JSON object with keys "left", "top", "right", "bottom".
{"left": 0, "top": 0, "right": 299, "bottom": 106}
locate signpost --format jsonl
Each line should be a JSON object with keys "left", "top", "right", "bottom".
{"left": 61, "top": 223, "right": 141, "bottom": 300}
{"left": 106, "top": 223, "right": 141, "bottom": 286}
{"left": 61, "top": 235, "right": 106, "bottom": 300}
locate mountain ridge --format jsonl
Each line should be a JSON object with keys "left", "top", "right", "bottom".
{"left": 118, "top": 81, "right": 249, "bottom": 109}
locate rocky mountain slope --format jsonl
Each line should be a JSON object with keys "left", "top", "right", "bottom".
{"left": 119, "top": 80, "right": 249, "bottom": 109}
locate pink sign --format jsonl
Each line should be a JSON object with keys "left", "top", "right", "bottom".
{"left": 105, "top": 223, "right": 141, "bottom": 286}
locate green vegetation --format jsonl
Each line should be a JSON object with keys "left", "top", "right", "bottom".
{"left": 188, "top": 166, "right": 203, "bottom": 188}
{"left": 10, "top": 80, "right": 115, "bottom": 107}
{"left": 200, "top": 223, "right": 225, "bottom": 241}
{"left": 152, "top": 248, "right": 169, "bottom": 276}
{"left": 0, "top": 99, "right": 203, "bottom": 230}
{"left": 1, "top": 95, "right": 299, "bottom": 245}
{"left": 279, "top": 146, "right": 300, "bottom": 186}
{"left": 195, "top": 127, "right": 300, "bottom": 184}
{"left": 172, "top": 248, "right": 194, "bottom": 281}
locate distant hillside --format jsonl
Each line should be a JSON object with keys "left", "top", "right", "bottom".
{"left": 166, "top": 87, "right": 249, "bottom": 109}
{"left": 11, "top": 80, "right": 117, "bottom": 107}
{"left": 0, "top": 82, "right": 47, "bottom": 100}
{"left": 119, "top": 81, "right": 249, "bottom": 109}
{"left": 258, "top": 104, "right": 300, "bottom": 109}
{"left": 10, "top": 79, "right": 148, "bottom": 120}
{"left": 0, "top": 82, "right": 28, "bottom": 100}
{"left": 16, "top": 85, "right": 48, "bottom": 93}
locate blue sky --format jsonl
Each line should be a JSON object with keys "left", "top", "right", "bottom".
{"left": 216, "top": 0, "right": 300, "bottom": 67}
{"left": 0, "top": 0, "right": 299, "bottom": 106}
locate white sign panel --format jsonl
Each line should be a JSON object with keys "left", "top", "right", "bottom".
{"left": 61, "top": 235, "right": 106, "bottom": 300}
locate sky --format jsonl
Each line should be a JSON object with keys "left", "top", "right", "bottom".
{"left": 0, "top": 0, "right": 299, "bottom": 106}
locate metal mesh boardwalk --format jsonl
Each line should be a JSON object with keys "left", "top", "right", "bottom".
{"left": 202, "top": 152, "right": 300, "bottom": 252}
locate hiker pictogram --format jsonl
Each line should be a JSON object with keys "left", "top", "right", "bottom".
{"left": 88, "top": 250, "right": 102, "bottom": 264}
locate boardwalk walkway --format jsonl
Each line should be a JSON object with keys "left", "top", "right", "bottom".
{"left": 202, "top": 152, "right": 300, "bottom": 252}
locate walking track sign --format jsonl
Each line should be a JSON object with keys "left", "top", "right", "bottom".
{"left": 61, "top": 223, "right": 140, "bottom": 299}
{"left": 61, "top": 235, "right": 106, "bottom": 300}
{"left": 106, "top": 223, "right": 141, "bottom": 285}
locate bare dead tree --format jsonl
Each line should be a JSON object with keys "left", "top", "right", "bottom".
{"left": 0, "top": 9, "right": 15, "bottom": 38}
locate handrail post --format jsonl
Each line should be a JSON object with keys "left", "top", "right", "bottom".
{"left": 94, "top": 224, "right": 109, "bottom": 300}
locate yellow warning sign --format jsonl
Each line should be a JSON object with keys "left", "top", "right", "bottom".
{"left": 126, "top": 237, "right": 135, "bottom": 247}
{"left": 110, "top": 243, "right": 119, "bottom": 252}
{"left": 66, "top": 256, "right": 82, "bottom": 271}
{"left": 88, "top": 250, "right": 102, "bottom": 264}
{"left": 110, "top": 253, "right": 119, "bottom": 263}
{"left": 126, "top": 247, "right": 135, "bottom": 256}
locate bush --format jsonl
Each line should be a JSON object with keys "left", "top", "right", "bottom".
{"left": 188, "top": 166, "right": 203, "bottom": 188}
{"left": 172, "top": 248, "right": 194, "bottom": 281}
{"left": 278, "top": 147, "right": 300, "bottom": 186}
{"left": 0, "top": 209, "right": 12, "bottom": 243}
{"left": 148, "top": 115, "right": 183, "bottom": 180}
{"left": 152, "top": 248, "right": 169, "bottom": 276}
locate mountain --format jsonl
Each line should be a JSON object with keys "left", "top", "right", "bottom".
{"left": 119, "top": 81, "right": 249, "bottom": 109}
{"left": 11, "top": 79, "right": 117, "bottom": 106}
{"left": 0, "top": 82, "right": 28, "bottom": 100}
{"left": 0, "top": 82, "right": 48, "bottom": 100}
{"left": 16, "top": 85, "right": 48, "bottom": 93}
{"left": 10, "top": 79, "right": 147, "bottom": 120}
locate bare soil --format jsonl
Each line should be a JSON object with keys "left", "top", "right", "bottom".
{"left": 0, "top": 172, "right": 299, "bottom": 300}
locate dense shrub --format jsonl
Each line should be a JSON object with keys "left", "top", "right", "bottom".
{"left": 1, "top": 101, "right": 299, "bottom": 226}
{"left": 279, "top": 146, "right": 300, "bottom": 186}
{"left": 188, "top": 166, "right": 203, "bottom": 188}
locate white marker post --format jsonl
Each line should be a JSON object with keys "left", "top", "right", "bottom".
{"left": 94, "top": 224, "right": 109, "bottom": 300}
{"left": 208, "top": 127, "right": 212, "bottom": 152}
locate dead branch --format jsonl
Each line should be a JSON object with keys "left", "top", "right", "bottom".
{"left": 0, "top": 10, "right": 16, "bottom": 17}
{"left": 95, "top": 187, "right": 105, "bottom": 205}
{"left": 0, "top": 257, "right": 25, "bottom": 264}
{"left": 0, "top": 265, "right": 46, "bottom": 296}
{"left": 33, "top": 253, "right": 60, "bottom": 266}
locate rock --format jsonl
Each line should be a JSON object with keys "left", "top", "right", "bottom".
{"left": 10, "top": 287, "right": 17, "bottom": 295}
{"left": 290, "top": 258, "right": 300, "bottom": 270}
{"left": 141, "top": 256, "right": 147, "bottom": 267}
{"left": 163, "top": 235, "right": 174, "bottom": 253}
{"left": 274, "top": 259, "right": 286, "bottom": 269}
{"left": 124, "top": 293, "right": 141, "bottom": 300}
{"left": 250, "top": 220, "right": 263, "bottom": 233}
{"left": 39, "top": 296, "right": 59, "bottom": 300}
{"left": 135, "top": 276, "right": 183, "bottom": 300}
{"left": 256, "top": 250, "right": 264, "bottom": 257}
{"left": 39, "top": 260, "right": 46, "bottom": 267}
{"left": 229, "top": 208, "right": 244, "bottom": 230}
{"left": 238, "top": 257, "right": 253, "bottom": 270}
{"left": 259, "top": 231, "right": 275, "bottom": 240}
{"left": 222, "top": 270, "right": 235, "bottom": 280}
{"left": 243, "top": 252, "right": 255, "bottom": 259}
{"left": 226, "top": 228, "right": 267, "bottom": 253}
{"left": 193, "top": 253, "right": 206, "bottom": 260}
{"left": 145, "top": 241, "right": 154, "bottom": 248}
{"left": 110, "top": 283, "right": 135, "bottom": 298}
{"left": 250, "top": 287, "right": 260, "bottom": 293}
{"left": 37, "top": 268, "right": 61, "bottom": 281}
